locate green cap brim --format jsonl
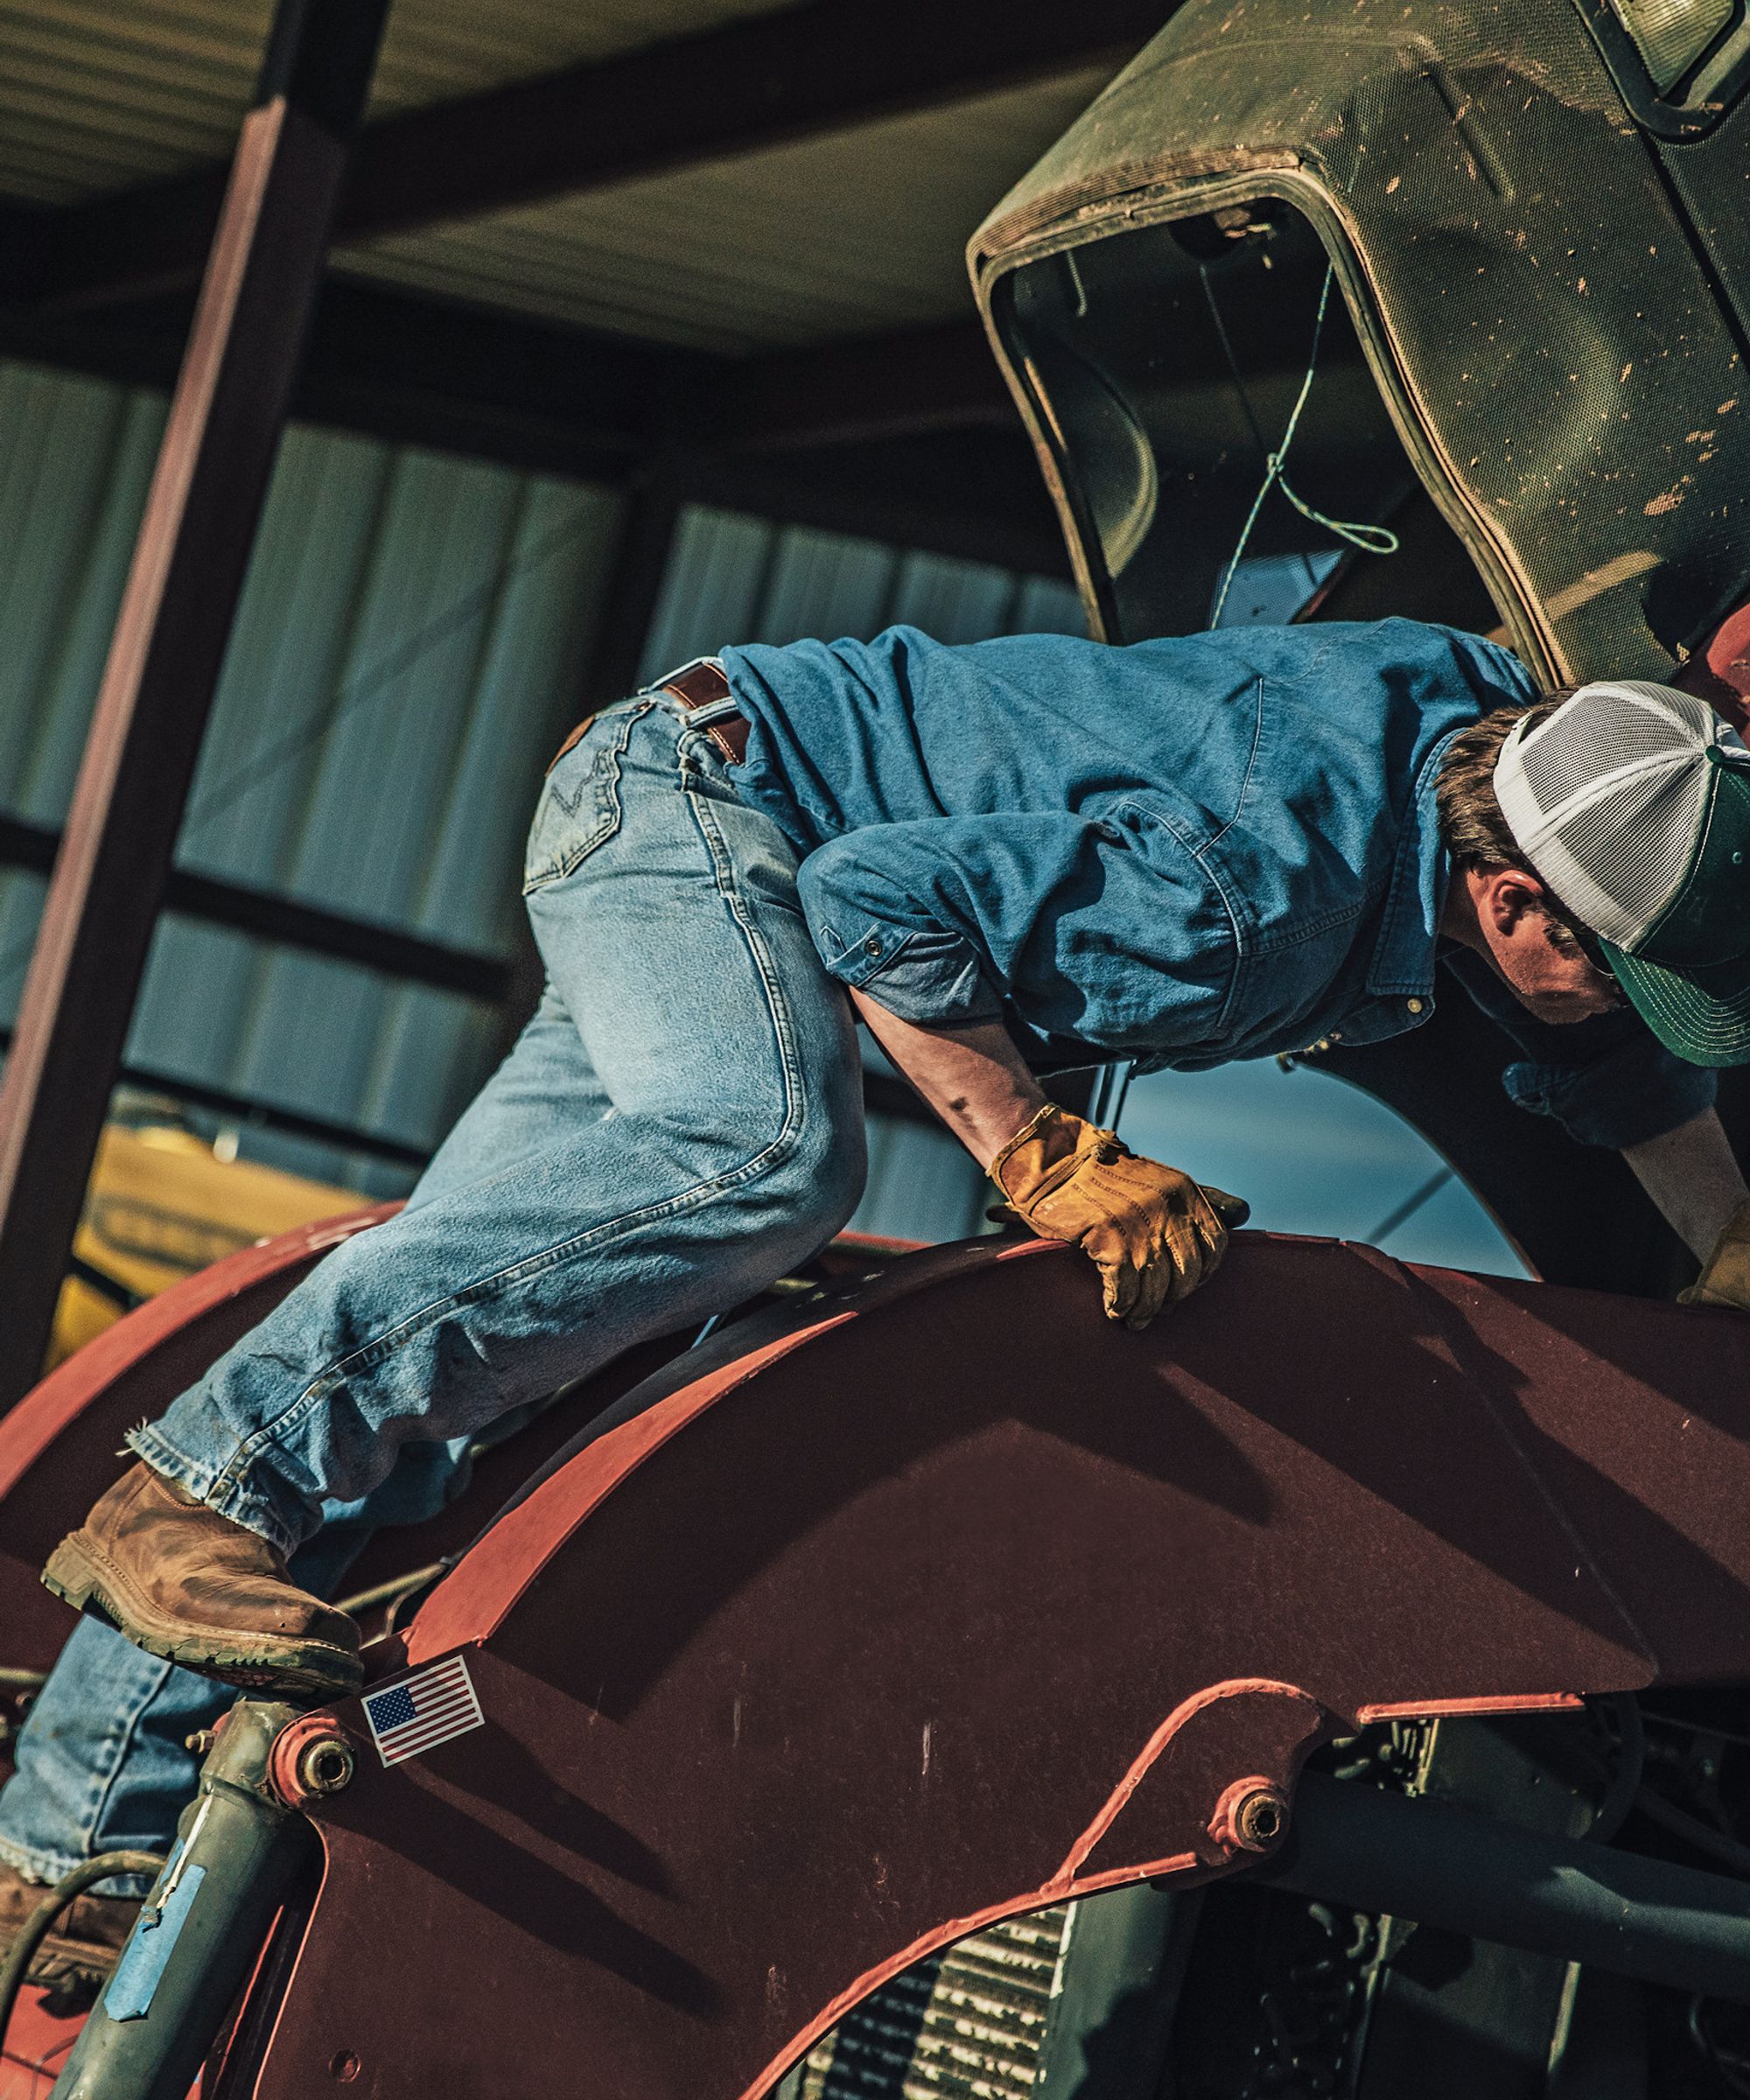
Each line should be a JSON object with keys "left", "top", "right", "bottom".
{"left": 1600, "top": 938, "right": 1750, "bottom": 1068}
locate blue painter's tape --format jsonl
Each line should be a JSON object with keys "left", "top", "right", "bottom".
{"left": 103, "top": 1861, "right": 206, "bottom": 2022}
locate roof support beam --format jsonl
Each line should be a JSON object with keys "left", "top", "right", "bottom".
{"left": 0, "top": 0, "right": 393, "bottom": 1412}
{"left": 30, "top": 0, "right": 1165, "bottom": 312}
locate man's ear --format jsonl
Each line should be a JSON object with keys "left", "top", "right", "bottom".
{"left": 1479, "top": 864, "right": 1549, "bottom": 934}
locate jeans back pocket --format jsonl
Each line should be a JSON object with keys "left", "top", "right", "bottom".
{"left": 522, "top": 708, "right": 637, "bottom": 892}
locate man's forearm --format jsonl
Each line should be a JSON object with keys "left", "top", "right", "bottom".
{"left": 851, "top": 991, "right": 1046, "bottom": 1166}
{"left": 1621, "top": 1106, "right": 1748, "bottom": 1262}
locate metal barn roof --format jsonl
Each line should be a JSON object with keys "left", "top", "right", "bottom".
{"left": 0, "top": 0, "right": 1130, "bottom": 353}
{"left": 346, "top": 69, "right": 1112, "bottom": 353}
{"left": 0, "top": 0, "right": 808, "bottom": 203}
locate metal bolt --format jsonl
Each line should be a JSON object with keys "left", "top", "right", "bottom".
{"left": 1232, "top": 1785, "right": 1289, "bottom": 1852}
{"left": 295, "top": 1736, "right": 356, "bottom": 1797}
{"left": 184, "top": 1710, "right": 231, "bottom": 1759}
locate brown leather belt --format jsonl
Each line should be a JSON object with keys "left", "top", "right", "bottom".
{"left": 546, "top": 662, "right": 747, "bottom": 774}
{"left": 659, "top": 661, "right": 748, "bottom": 763}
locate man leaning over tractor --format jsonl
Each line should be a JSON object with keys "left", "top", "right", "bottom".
{"left": 6, "top": 615, "right": 1750, "bottom": 1983}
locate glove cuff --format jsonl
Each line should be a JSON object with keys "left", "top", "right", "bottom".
{"left": 988, "top": 1105, "right": 1124, "bottom": 1211}
{"left": 988, "top": 1104, "right": 1079, "bottom": 1205}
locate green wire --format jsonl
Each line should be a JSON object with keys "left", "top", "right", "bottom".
{"left": 1210, "top": 265, "right": 1399, "bottom": 628}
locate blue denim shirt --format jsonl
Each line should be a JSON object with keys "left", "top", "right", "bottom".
{"left": 721, "top": 620, "right": 1712, "bottom": 1148}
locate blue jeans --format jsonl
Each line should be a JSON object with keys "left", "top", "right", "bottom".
{"left": 0, "top": 686, "right": 865, "bottom": 1888}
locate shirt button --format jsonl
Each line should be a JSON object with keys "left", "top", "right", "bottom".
{"left": 864, "top": 936, "right": 883, "bottom": 956}
{"left": 1406, "top": 997, "right": 1425, "bottom": 1014}
{"left": 1329, "top": 1030, "right": 1342, "bottom": 1042}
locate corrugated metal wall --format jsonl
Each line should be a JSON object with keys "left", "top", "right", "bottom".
{"left": 0, "top": 356, "right": 1084, "bottom": 1243}
{"left": 0, "top": 354, "right": 1521, "bottom": 1269}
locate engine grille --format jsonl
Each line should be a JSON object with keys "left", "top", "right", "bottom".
{"left": 794, "top": 1908, "right": 1068, "bottom": 2098}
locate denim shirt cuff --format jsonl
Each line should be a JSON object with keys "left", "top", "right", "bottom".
{"left": 1502, "top": 1045, "right": 1718, "bottom": 1149}
{"left": 812, "top": 921, "right": 1003, "bottom": 1025}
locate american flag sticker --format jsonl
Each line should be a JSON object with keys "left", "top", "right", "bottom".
{"left": 361, "top": 1655, "right": 484, "bottom": 1768}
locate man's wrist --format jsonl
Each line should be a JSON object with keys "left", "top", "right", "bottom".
{"left": 850, "top": 992, "right": 1047, "bottom": 1166}
{"left": 987, "top": 1102, "right": 1082, "bottom": 1188}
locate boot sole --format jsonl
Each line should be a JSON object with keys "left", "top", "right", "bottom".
{"left": 42, "top": 1533, "right": 362, "bottom": 1700}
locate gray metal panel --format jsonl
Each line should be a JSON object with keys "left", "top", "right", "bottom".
{"left": 0, "top": 363, "right": 167, "bottom": 1029}
{"left": 855, "top": 1116, "right": 989, "bottom": 1247}
{"left": 0, "top": 364, "right": 164, "bottom": 821}
{"left": 640, "top": 508, "right": 1086, "bottom": 679}
{"left": 131, "top": 441, "right": 623, "bottom": 1186}
{"left": 0, "top": 360, "right": 623, "bottom": 1194}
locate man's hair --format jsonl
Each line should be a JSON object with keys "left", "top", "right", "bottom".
{"left": 1435, "top": 685, "right": 1590, "bottom": 953}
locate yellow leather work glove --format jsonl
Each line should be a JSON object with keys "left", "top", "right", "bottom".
{"left": 988, "top": 1104, "right": 1250, "bottom": 1330}
{"left": 1679, "top": 1197, "right": 1750, "bottom": 1311}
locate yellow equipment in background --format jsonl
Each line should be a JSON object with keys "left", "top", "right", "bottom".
{"left": 48, "top": 1107, "right": 361, "bottom": 1371}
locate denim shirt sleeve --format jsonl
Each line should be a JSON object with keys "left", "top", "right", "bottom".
{"left": 796, "top": 822, "right": 1031, "bottom": 1025}
{"left": 1442, "top": 948, "right": 1716, "bottom": 1148}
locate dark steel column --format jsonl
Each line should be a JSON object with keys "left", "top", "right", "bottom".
{"left": 0, "top": 0, "right": 392, "bottom": 1410}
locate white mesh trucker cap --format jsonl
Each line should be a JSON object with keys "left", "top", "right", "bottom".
{"left": 1493, "top": 681, "right": 1750, "bottom": 1067}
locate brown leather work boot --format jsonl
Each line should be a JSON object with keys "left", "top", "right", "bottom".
{"left": 0, "top": 1859, "right": 139, "bottom": 1997}
{"left": 42, "top": 1462, "right": 362, "bottom": 1698}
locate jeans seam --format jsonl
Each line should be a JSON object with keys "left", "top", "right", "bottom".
{"left": 686, "top": 767, "right": 807, "bottom": 1153}
{"left": 0, "top": 1830, "right": 93, "bottom": 1883}
{"left": 201, "top": 767, "right": 808, "bottom": 1508}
